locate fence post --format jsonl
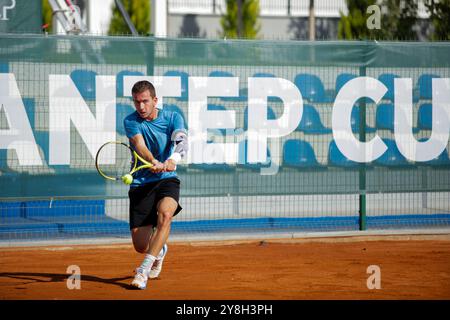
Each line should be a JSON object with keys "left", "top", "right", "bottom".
{"left": 359, "top": 64, "right": 367, "bottom": 231}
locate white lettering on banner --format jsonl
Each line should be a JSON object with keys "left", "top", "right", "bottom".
{"left": 123, "top": 76, "right": 182, "bottom": 108}
{"left": 332, "top": 77, "right": 388, "bottom": 163}
{"left": 395, "top": 78, "right": 450, "bottom": 161}
{"left": 0, "top": 73, "right": 43, "bottom": 165}
{"left": 0, "top": 0, "right": 16, "bottom": 21}
{"left": 0, "top": 74, "right": 449, "bottom": 168}
{"left": 49, "top": 75, "right": 116, "bottom": 165}
{"left": 247, "top": 77, "right": 303, "bottom": 163}
{"left": 188, "top": 76, "right": 239, "bottom": 164}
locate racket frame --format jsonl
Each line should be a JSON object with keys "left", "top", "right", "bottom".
{"left": 95, "top": 141, "right": 153, "bottom": 181}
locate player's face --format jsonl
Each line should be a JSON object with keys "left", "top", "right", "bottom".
{"left": 132, "top": 90, "right": 158, "bottom": 120}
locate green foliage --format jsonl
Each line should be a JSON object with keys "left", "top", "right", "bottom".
{"left": 338, "top": 0, "right": 419, "bottom": 40}
{"left": 338, "top": 0, "right": 378, "bottom": 40}
{"left": 425, "top": 0, "right": 450, "bottom": 40}
{"left": 220, "top": 0, "right": 261, "bottom": 39}
{"left": 108, "top": 0, "right": 150, "bottom": 35}
{"left": 379, "top": 0, "right": 418, "bottom": 40}
{"left": 42, "top": 0, "right": 53, "bottom": 33}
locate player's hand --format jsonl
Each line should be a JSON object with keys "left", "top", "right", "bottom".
{"left": 150, "top": 159, "right": 165, "bottom": 173}
{"left": 163, "top": 159, "right": 177, "bottom": 172}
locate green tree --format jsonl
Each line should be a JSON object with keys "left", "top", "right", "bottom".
{"left": 108, "top": 0, "right": 150, "bottom": 35}
{"left": 339, "top": 0, "right": 420, "bottom": 40}
{"left": 425, "top": 0, "right": 450, "bottom": 40}
{"left": 379, "top": 0, "right": 418, "bottom": 40}
{"left": 42, "top": 0, "right": 53, "bottom": 33}
{"left": 220, "top": 0, "right": 260, "bottom": 39}
{"left": 338, "top": 0, "right": 378, "bottom": 39}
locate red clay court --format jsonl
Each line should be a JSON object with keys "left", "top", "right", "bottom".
{"left": 1, "top": 234, "right": 449, "bottom": 300}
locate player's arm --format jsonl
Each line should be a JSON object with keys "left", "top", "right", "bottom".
{"left": 129, "top": 134, "right": 165, "bottom": 173}
{"left": 163, "top": 129, "right": 188, "bottom": 172}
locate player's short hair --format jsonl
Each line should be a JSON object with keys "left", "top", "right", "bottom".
{"left": 132, "top": 80, "right": 156, "bottom": 97}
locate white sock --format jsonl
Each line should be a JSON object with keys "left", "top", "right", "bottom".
{"left": 140, "top": 254, "right": 156, "bottom": 270}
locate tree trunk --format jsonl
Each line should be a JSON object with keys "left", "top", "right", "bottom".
{"left": 309, "top": 0, "right": 315, "bottom": 40}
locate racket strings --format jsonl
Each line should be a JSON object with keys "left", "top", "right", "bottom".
{"left": 96, "top": 142, "right": 134, "bottom": 180}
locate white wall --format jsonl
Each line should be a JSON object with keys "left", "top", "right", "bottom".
{"left": 87, "top": 0, "right": 114, "bottom": 35}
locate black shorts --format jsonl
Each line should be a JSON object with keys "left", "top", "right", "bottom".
{"left": 128, "top": 177, "right": 182, "bottom": 229}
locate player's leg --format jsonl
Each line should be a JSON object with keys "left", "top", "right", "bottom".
{"left": 130, "top": 179, "right": 181, "bottom": 289}
{"left": 130, "top": 198, "right": 172, "bottom": 262}
{"left": 146, "top": 197, "right": 177, "bottom": 278}
{"left": 147, "top": 196, "right": 178, "bottom": 257}
{"left": 131, "top": 225, "right": 154, "bottom": 254}
{"left": 128, "top": 183, "right": 159, "bottom": 289}
{"left": 131, "top": 223, "right": 167, "bottom": 279}
{"left": 130, "top": 198, "right": 176, "bottom": 289}
{"left": 148, "top": 225, "right": 167, "bottom": 259}
{"left": 130, "top": 225, "right": 155, "bottom": 289}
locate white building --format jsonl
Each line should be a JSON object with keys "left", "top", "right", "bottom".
{"left": 84, "top": 0, "right": 348, "bottom": 39}
{"left": 62, "top": 0, "right": 430, "bottom": 40}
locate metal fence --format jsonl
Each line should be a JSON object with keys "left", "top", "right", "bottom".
{"left": 0, "top": 34, "right": 449, "bottom": 243}
{"left": 168, "top": 0, "right": 348, "bottom": 17}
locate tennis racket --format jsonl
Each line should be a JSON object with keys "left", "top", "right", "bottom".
{"left": 95, "top": 141, "right": 153, "bottom": 185}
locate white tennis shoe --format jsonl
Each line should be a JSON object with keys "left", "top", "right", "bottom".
{"left": 149, "top": 244, "right": 168, "bottom": 279}
{"left": 131, "top": 267, "right": 149, "bottom": 290}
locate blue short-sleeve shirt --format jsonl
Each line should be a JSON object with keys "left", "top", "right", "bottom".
{"left": 124, "top": 109, "right": 186, "bottom": 186}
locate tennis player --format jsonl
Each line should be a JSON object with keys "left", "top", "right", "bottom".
{"left": 124, "top": 80, "right": 188, "bottom": 290}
